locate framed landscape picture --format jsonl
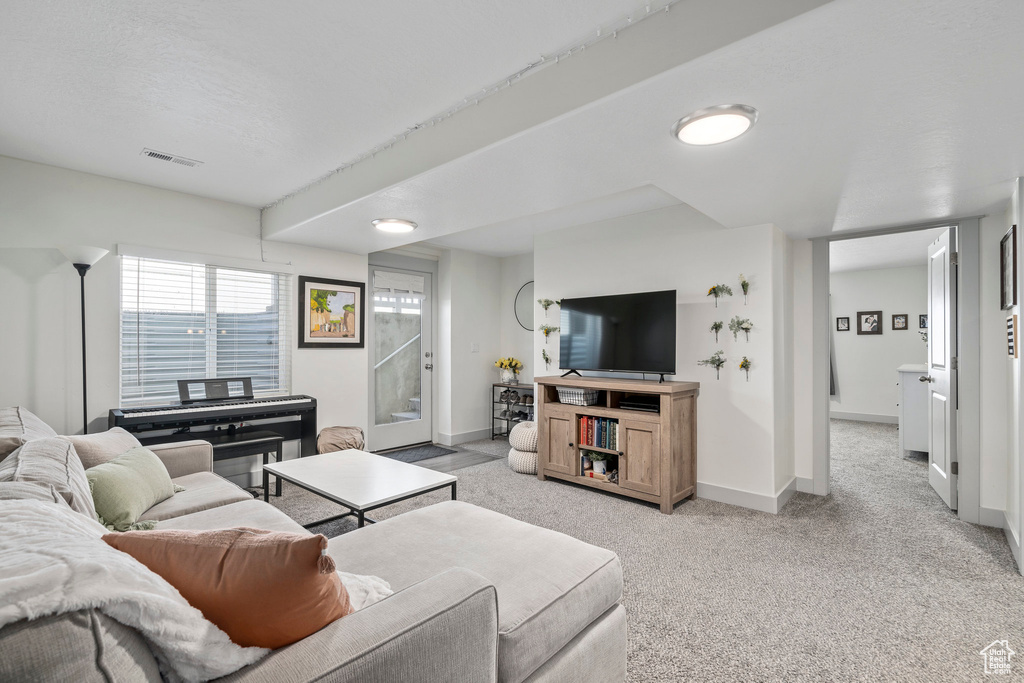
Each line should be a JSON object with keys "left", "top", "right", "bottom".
{"left": 1001, "top": 225, "right": 1017, "bottom": 311}
{"left": 892, "top": 314, "right": 908, "bottom": 330}
{"left": 836, "top": 317, "right": 850, "bottom": 332}
{"left": 298, "top": 276, "right": 365, "bottom": 348}
{"left": 857, "top": 311, "right": 882, "bottom": 335}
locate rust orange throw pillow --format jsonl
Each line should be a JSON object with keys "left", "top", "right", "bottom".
{"left": 103, "top": 527, "right": 352, "bottom": 649}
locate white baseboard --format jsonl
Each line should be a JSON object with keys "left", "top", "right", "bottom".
{"left": 829, "top": 411, "right": 899, "bottom": 424}
{"left": 979, "top": 506, "right": 1006, "bottom": 529}
{"left": 696, "top": 478, "right": 795, "bottom": 515}
{"left": 796, "top": 477, "right": 815, "bottom": 494}
{"left": 1004, "top": 512, "right": 1021, "bottom": 572}
{"left": 437, "top": 428, "right": 492, "bottom": 447}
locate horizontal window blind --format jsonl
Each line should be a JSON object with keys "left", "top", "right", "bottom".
{"left": 120, "top": 255, "right": 291, "bottom": 407}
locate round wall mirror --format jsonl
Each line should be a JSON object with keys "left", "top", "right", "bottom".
{"left": 514, "top": 281, "right": 534, "bottom": 331}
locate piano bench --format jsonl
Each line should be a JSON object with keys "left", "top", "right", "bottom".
{"left": 203, "top": 430, "right": 285, "bottom": 499}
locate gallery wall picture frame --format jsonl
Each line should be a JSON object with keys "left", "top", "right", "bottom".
{"left": 836, "top": 317, "right": 850, "bottom": 332}
{"left": 298, "top": 276, "right": 366, "bottom": 349}
{"left": 892, "top": 314, "right": 908, "bottom": 330}
{"left": 857, "top": 311, "right": 883, "bottom": 335}
{"left": 1001, "top": 224, "right": 1017, "bottom": 311}
{"left": 919, "top": 314, "right": 928, "bottom": 329}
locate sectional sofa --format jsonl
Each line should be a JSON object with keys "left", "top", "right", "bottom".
{"left": 0, "top": 410, "right": 627, "bottom": 682}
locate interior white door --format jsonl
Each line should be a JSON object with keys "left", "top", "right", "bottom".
{"left": 367, "top": 268, "right": 433, "bottom": 451}
{"left": 926, "top": 228, "right": 957, "bottom": 510}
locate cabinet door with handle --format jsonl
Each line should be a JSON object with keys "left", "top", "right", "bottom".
{"left": 619, "top": 420, "right": 661, "bottom": 496}
{"left": 546, "top": 414, "right": 577, "bottom": 475}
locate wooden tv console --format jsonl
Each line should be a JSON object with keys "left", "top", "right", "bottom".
{"left": 535, "top": 376, "right": 699, "bottom": 514}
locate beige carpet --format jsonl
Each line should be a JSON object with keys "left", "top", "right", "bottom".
{"left": 261, "top": 421, "right": 1022, "bottom": 681}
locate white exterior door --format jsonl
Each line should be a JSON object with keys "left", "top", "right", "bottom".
{"left": 926, "top": 228, "right": 957, "bottom": 510}
{"left": 367, "top": 268, "right": 433, "bottom": 451}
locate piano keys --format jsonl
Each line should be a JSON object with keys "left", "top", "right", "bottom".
{"left": 109, "top": 395, "right": 318, "bottom": 456}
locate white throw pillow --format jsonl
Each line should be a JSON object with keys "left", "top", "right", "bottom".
{"left": 0, "top": 437, "right": 96, "bottom": 519}
{"left": 0, "top": 406, "right": 57, "bottom": 462}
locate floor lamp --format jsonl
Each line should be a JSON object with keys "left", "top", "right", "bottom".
{"left": 59, "top": 246, "right": 109, "bottom": 435}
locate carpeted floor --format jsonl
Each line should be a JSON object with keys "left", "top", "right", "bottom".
{"left": 260, "top": 421, "right": 1023, "bottom": 681}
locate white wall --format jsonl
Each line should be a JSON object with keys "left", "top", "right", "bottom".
{"left": 436, "top": 248, "right": 501, "bottom": 444}
{"left": 499, "top": 253, "right": 535, "bottom": 383}
{"left": 980, "top": 210, "right": 1010, "bottom": 519}
{"left": 828, "top": 266, "right": 928, "bottom": 421}
{"left": 791, "top": 240, "right": 814, "bottom": 484}
{"left": 534, "top": 205, "right": 795, "bottom": 510}
{"left": 0, "top": 155, "right": 368, "bottom": 485}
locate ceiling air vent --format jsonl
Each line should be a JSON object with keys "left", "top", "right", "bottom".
{"left": 140, "top": 148, "right": 203, "bottom": 168}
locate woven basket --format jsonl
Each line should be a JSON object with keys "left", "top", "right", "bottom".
{"left": 556, "top": 386, "right": 600, "bottom": 406}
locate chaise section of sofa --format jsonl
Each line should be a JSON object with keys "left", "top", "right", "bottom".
{"left": 328, "top": 500, "right": 626, "bottom": 683}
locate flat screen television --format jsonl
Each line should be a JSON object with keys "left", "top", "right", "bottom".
{"left": 559, "top": 290, "right": 676, "bottom": 375}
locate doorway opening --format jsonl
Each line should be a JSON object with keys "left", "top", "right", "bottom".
{"left": 812, "top": 218, "right": 981, "bottom": 523}
{"left": 367, "top": 260, "right": 435, "bottom": 452}
{"left": 828, "top": 226, "right": 956, "bottom": 512}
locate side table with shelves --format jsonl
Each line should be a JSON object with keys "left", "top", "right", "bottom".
{"left": 491, "top": 382, "right": 535, "bottom": 439}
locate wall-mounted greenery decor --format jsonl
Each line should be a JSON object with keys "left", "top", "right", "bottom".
{"left": 698, "top": 350, "right": 727, "bottom": 379}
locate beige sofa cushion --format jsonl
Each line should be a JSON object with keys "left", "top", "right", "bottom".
{"left": 0, "top": 437, "right": 96, "bottom": 519}
{"left": 142, "top": 471, "right": 253, "bottom": 521}
{"left": 66, "top": 427, "right": 142, "bottom": 470}
{"left": 156, "top": 499, "right": 309, "bottom": 534}
{"left": 0, "top": 406, "right": 57, "bottom": 462}
{"left": 0, "top": 609, "right": 161, "bottom": 683}
{"left": 329, "top": 501, "right": 622, "bottom": 683}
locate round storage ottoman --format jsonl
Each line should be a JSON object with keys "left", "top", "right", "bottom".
{"left": 508, "top": 421, "right": 538, "bottom": 474}
{"left": 508, "top": 421, "right": 538, "bottom": 452}
{"left": 508, "top": 447, "right": 538, "bottom": 475}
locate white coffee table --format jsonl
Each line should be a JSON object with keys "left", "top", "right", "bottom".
{"left": 263, "top": 449, "right": 457, "bottom": 528}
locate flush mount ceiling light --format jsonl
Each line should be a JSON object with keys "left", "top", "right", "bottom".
{"left": 672, "top": 104, "right": 758, "bottom": 145}
{"left": 372, "top": 218, "right": 418, "bottom": 234}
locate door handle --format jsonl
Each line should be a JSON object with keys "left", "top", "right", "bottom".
{"left": 918, "top": 375, "right": 934, "bottom": 383}
{"left": 424, "top": 364, "right": 433, "bottom": 370}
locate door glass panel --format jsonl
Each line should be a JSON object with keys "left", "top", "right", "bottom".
{"left": 373, "top": 271, "right": 425, "bottom": 426}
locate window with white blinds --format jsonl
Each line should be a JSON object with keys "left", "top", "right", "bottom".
{"left": 119, "top": 255, "right": 291, "bottom": 407}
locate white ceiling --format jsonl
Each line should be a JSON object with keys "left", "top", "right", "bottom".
{"left": 3, "top": 0, "right": 1024, "bottom": 256}
{"left": 0, "top": 0, "right": 647, "bottom": 207}
{"left": 829, "top": 227, "right": 947, "bottom": 273}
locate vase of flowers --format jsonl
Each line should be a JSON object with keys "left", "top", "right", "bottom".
{"left": 542, "top": 349, "right": 552, "bottom": 369}
{"left": 739, "top": 356, "right": 751, "bottom": 381}
{"left": 495, "top": 357, "right": 523, "bottom": 384}
{"left": 539, "top": 325, "right": 559, "bottom": 344}
{"left": 698, "top": 351, "right": 727, "bottom": 380}
{"left": 707, "top": 284, "right": 733, "bottom": 308}
{"left": 710, "top": 320, "right": 723, "bottom": 342}
{"left": 729, "top": 316, "right": 753, "bottom": 341}
{"left": 739, "top": 274, "right": 750, "bottom": 304}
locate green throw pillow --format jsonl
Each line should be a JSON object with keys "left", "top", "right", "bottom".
{"left": 86, "top": 446, "right": 177, "bottom": 531}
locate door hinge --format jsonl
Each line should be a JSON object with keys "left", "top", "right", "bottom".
{"left": 951, "top": 357, "right": 958, "bottom": 370}
{"left": 950, "top": 251, "right": 959, "bottom": 266}
{"left": 951, "top": 461, "right": 959, "bottom": 476}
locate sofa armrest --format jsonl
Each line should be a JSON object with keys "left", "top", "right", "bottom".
{"left": 146, "top": 440, "right": 213, "bottom": 478}
{"left": 221, "top": 568, "right": 499, "bottom": 683}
